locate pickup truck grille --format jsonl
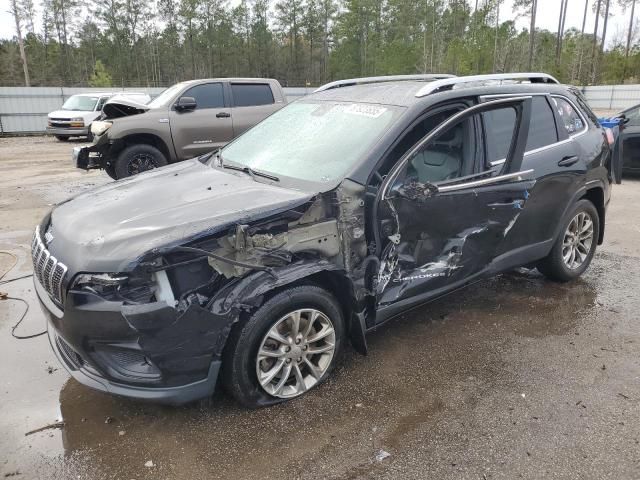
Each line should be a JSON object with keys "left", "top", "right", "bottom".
{"left": 31, "top": 226, "right": 68, "bottom": 305}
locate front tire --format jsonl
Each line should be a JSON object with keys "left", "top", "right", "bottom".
{"left": 55, "top": 135, "right": 69, "bottom": 141}
{"left": 114, "top": 144, "right": 167, "bottom": 179}
{"left": 537, "top": 199, "right": 599, "bottom": 282}
{"left": 222, "top": 285, "right": 345, "bottom": 408}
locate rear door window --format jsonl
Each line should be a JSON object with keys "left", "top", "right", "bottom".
{"left": 483, "top": 96, "right": 559, "bottom": 163}
{"left": 231, "top": 83, "right": 274, "bottom": 107}
{"left": 525, "top": 96, "right": 558, "bottom": 150}
{"left": 182, "top": 83, "right": 224, "bottom": 109}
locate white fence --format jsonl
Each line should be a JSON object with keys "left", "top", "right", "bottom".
{"left": 0, "top": 86, "right": 311, "bottom": 134}
{"left": 0, "top": 84, "right": 637, "bottom": 135}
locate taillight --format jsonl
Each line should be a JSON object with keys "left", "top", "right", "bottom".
{"left": 604, "top": 128, "right": 615, "bottom": 146}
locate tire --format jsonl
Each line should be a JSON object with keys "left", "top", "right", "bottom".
{"left": 537, "top": 199, "right": 599, "bottom": 282}
{"left": 104, "top": 163, "right": 117, "bottom": 180}
{"left": 114, "top": 144, "right": 167, "bottom": 179}
{"left": 222, "top": 285, "right": 345, "bottom": 408}
{"left": 86, "top": 128, "right": 94, "bottom": 142}
{"left": 55, "top": 135, "right": 69, "bottom": 141}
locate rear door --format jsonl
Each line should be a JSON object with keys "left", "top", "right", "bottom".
{"left": 170, "top": 82, "right": 233, "bottom": 159}
{"left": 374, "top": 97, "right": 534, "bottom": 320}
{"left": 229, "top": 82, "right": 280, "bottom": 137}
{"left": 483, "top": 95, "right": 585, "bottom": 257}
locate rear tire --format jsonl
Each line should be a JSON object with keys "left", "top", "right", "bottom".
{"left": 537, "top": 199, "right": 599, "bottom": 282}
{"left": 114, "top": 144, "right": 167, "bottom": 179}
{"left": 222, "top": 285, "right": 345, "bottom": 408}
{"left": 55, "top": 135, "right": 69, "bottom": 141}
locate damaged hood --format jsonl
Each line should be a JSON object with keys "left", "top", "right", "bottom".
{"left": 102, "top": 97, "right": 150, "bottom": 118}
{"left": 47, "top": 159, "right": 313, "bottom": 274}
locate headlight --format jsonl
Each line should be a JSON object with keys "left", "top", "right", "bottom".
{"left": 91, "top": 121, "right": 112, "bottom": 136}
{"left": 73, "top": 273, "right": 129, "bottom": 287}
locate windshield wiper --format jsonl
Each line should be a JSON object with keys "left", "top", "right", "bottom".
{"left": 221, "top": 163, "right": 280, "bottom": 182}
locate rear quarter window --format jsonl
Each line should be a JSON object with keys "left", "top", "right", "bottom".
{"left": 552, "top": 97, "right": 586, "bottom": 136}
{"left": 231, "top": 83, "right": 274, "bottom": 107}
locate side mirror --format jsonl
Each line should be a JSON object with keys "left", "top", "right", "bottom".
{"left": 175, "top": 96, "right": 197, "bottom": 111}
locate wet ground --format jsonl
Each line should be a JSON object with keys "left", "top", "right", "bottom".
{"left": 1, "top": 136, "right": 639, "bottom": 479}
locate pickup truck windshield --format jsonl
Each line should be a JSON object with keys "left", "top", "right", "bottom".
{"left": 62, "top": 96, "right": 99, "bottom": 111}
{"left": 148, "top": 84, "right": 183, "bottom": 108}
{"left": 221, "top": 101, "right": 402, "bottom": 184}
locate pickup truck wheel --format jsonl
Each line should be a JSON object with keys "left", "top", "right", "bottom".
{"left": 55, "top": 136, "right": 69, "bottom": 141}
{"left": 114, "top": 144, "right": 167, "bottom": 179}
{"left": 222, "top": 285, "right": 344, "bottom": 408}
{"left": 537, "top": 199, "right": 599, "bottom": 282}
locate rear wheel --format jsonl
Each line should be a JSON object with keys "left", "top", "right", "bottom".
{"left": 114, "top": 144, "right": 167, "bottom": 179}
{"left": 223, "top": 285, "right": 344, "bottom": 408}
{"left": 537, "top": 199, "right": 599, "bottom": 282}
{"left": 55, "top": 135, "right": 69, "bottom": 141}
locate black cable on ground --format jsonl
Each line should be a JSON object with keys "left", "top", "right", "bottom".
{"left": 0, "top": 251, "right": 45, "bottom": 339}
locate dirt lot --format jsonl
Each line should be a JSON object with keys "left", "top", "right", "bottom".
{"left": 0, "top": 136, "right": 639, "bottom": 480}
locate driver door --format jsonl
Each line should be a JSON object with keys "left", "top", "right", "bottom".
{"left": 375, "top": 97, "right": 535, "bottom": 321}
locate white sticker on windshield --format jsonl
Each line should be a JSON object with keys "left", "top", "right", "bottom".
{"left": 344, "top": 104, "right": 388, "bottom": 118}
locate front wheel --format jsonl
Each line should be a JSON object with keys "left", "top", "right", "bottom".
{"left": 222, "top": 285, "right": 345, "bottom": 408}
{"left": 537, "top": 199, "right": 599, "bottom": 282}
{"left": 55, "top": 135, "right": 69, "bottom": 141}
{"left": 114, "top": 144, "right": 167, "bottom": 179}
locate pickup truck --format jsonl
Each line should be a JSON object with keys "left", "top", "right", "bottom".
{"left": 74, "top": 78, "right": 287, "bottom": 179}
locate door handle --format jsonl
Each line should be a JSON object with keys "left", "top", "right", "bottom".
{"left": 558, "top": 155, "right": 579, "bottom": 167}
{"left": 216, "top": 112, "right": 231, "bottom": 118}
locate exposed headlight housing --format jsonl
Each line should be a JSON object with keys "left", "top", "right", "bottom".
{"left": 91, "top": 121, "right": 112, "bottom": 136}
{"left": 73, "top": 273, "right": 129, "bottom": 287}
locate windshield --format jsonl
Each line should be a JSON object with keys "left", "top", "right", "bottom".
{"left": 148, "top": 84, "right": 184, "bottom": 108}
{"left": 220, "top": 101, "right": 402, "bottom": 184}
{"left": 62, "top": 95, "right": 99, "bottom": 111}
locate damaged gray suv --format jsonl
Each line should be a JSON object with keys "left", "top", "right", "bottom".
{"left": 34, "top": 73, "right": 621, "bottom": 407}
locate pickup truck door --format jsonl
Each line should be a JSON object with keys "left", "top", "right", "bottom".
{"left": 229, "top": 82, "right": 283, "bottom": 137}
{"left": 374, "top": 97, "right": 534, "bottom": 322}
{"left": 169, "top": 82, "right": 234, "bottom": 160}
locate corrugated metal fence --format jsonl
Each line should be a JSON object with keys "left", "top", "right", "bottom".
{"left": 0, "top": 86, "right": 311, "bottom": 135}
{"left": 0, "top": 84, "right": 638, "bottom": 135}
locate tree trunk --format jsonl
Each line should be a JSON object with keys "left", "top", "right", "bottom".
{"left": 527, "top": 0, "right": 537, "bottom": 70}
{"left": 573, "top": 0, "right": 589, "bottom": 83}
{"left": 623, "top": 0, "right": 637, "bottom": 81}
{"left": 590, "top": 0, "right": 602, "bottom": 83}
{"left": 600, "top": 0, "right": 611, "bottom": 54}
{"left": 555, "top": 0, "right": 568, "bottom": 65}
{"left": 11, "top": 0, "right": 30, "bottom": 86}
{"left": 493, "top": 1, "right": 500, "bottom": 73}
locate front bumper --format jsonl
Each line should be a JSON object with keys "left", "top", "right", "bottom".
{"left": 35, "top": 276, "right": 222, "bottom": 405}
{"left": 47, "top": 126, "right": 89, "bottom": 136}
{"left": 73, "top": 145, "right": 103, "bottom": 170}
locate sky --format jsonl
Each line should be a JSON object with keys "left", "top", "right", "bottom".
{"left": 0, "top": 0, "right": 633, "bottom": 46}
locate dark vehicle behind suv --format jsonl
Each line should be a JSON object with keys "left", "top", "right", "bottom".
{"left": 34, "top": 73, "right": 621, "bottom": 407}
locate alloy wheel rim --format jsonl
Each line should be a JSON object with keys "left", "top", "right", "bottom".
{"left": 128, "top": 153, "right": 157, "bottom": 175}
{"left": 562, "top": 211, "right": 594, "bottom": 270}
{"left": 256, "top": 308, "right": 336, "bottom": 399}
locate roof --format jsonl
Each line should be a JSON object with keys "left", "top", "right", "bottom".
{"left": 307, "top": 73, "right": 564, "bottom": 107}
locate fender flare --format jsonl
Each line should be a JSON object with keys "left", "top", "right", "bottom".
{"left": 551, "top": 181, "right": 607, "bottom": 247}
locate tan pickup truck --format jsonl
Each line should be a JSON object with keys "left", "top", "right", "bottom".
{"left": 74, "top": 78, "right": 287, "bottom": 179}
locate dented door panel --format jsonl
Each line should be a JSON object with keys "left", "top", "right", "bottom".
{"left": 376, "top": 179, "right": 535, "bottom": 309}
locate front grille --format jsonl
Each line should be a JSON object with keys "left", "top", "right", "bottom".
{"left": 31, "top": 225, "right": 68, "bottom": 305}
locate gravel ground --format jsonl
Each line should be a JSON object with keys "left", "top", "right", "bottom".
{"left": 0, "top": 136, "right": 638, "bottom": 480}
